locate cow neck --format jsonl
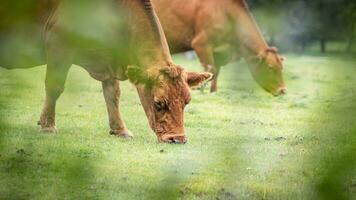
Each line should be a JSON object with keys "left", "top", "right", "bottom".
{"left": 141, "top": 0, "right": 173, "bottom": 63}
{"left": 232, "top": 2, "right": 269, "bottom": 59}
{"left": 143, "top": 60, "right": 170, "bottom": 76}
{"left": 135, "top": 0, "right": 174, "bottom": 78}
{"left": 125, "top": 0, "right": 173, "bottom": 73}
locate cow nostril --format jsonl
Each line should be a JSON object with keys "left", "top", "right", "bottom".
{"left": 180, "top": 138, "right": 187, "bottom": 144}
{"left": 172, "top": 138, "right": 187, "bottom": 144}
{"left": 279, "top": 87, "right": 287, "bottom": 95}
{"left": 167, "top": 138, "right": 176, "bottom": 143}
{"left": 173, "top": 138, "right": 181, "bottom": 144}
{"left": 164, "top": 136, "right": 187, "bottom": 144}
{"left": 275, "top": 87, "right": 287, "bottom": 96}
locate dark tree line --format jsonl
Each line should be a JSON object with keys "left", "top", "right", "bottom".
{"left": 247, "top": 0, "right": 356, "bottom": 53}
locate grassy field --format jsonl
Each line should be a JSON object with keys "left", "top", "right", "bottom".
{"left": 0, "top": 53, "right": 355, "bottom": 200}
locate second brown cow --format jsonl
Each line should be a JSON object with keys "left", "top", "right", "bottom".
{"left": 153, "top": 0, "right": 286, "bottom": 95}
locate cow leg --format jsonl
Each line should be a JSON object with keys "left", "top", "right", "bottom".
{"left": 191, "top": 32, "right": 219, "bottom": 92}
{"left": 39, "top": 62, "right": 70, "bottom": 133}
{"left": 102, "top": 78, "right": 133, "bottom": 138}
{"left": 210, "top": 64, "right": 221, "bottom": 93}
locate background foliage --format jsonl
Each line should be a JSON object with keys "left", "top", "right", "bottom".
{"left": 248, "top": 0, "right": 356, "bottom": 53}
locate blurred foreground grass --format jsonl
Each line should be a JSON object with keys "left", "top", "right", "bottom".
{"left": 0, "top": 54, "right": 355, "bottom": 199}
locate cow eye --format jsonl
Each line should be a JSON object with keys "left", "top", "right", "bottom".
{"left": 154, "top": 101, "right": 167, "bottom": 112}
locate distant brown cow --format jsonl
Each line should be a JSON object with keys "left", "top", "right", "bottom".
{"left": 0, "top": 0, "right": 212, "bottom": 143}
{"left": 153, "top": 0, "right": 286, "bottom": 95}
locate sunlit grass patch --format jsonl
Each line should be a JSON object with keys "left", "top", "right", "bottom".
{"left": 0, "top": 54, "right": 355, "bottom": 199}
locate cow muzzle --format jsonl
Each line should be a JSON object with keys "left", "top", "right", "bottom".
{"left": 273, "top": 87, "right": 287, "bottom": 96}
{"left": 159, "top": 133, "right": 187, "bottom": 144}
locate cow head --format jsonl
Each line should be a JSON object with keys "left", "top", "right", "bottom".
{"left": 246, "top": 47, "right": 286, "bottom": 96}
{"left": 127, "top": 64, "right": 212, "bottom": 144}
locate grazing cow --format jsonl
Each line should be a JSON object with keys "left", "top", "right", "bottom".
{"left": 0, "top": 0, "right": 212, "bottom": 144}
{"left": 153, "top": 0, "right": 286, "bottom": 94}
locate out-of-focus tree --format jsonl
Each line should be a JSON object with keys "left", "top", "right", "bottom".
{"left": 247, "top": 0, "right": 285, "bottom": 46}
{"left": 342, "top": 0, "right": 356, "bottom": 52}
{"left": 302, "top": 0, "right": 356, "bottom": 53}
{"left": 247, "top": 0, "right": 284, "bottom": 45}
{"left": 247, "top": 0, "right": 356, "bottom": 53}
{"left": 309, "top": 0, "right": 345, "bottom": 53}
{"left": 285, "top": 0, "right": 316, "bottom": 53}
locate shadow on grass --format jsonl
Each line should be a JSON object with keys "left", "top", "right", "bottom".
{"left": 313, "top": 93, "right": 356, "bottom": 199}
{"left": 0, "top": 72, "right": 97, "bottom": 199}
{"left": 144, "top": 138, "right": 246, "bottom": 199}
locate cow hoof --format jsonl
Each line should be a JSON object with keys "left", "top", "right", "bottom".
{"left": 110, "top": 129, "right": 133, "bottom": 139}
{"left": 40, "top": 127, "right": 57, "bottom": 133}
{"left": 210, "top": 87, "right": 217, "bottom": 93}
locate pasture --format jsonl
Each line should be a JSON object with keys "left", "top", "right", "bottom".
{"left": 0, "top": 54, "right": 355, "bottom": 199}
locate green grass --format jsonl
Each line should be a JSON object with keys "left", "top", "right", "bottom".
{"left": 0, "top": 54, "right": 355, "bottom": 200}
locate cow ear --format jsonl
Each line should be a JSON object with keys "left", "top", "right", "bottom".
{"left": 126, "top": 66, "right": 153, "bottom": 86}
{"left": 186, "top": 72, "right": 213, "bottom": 88}
{"left": 269, "top": 46, "right": 279, "bottom": 53}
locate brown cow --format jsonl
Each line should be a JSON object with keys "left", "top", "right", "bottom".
{"left": 153, "top": 0, "right": 286, "bottom": 95}
{"left": 0, "top": 0, "right": 212, "bottom": 143}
